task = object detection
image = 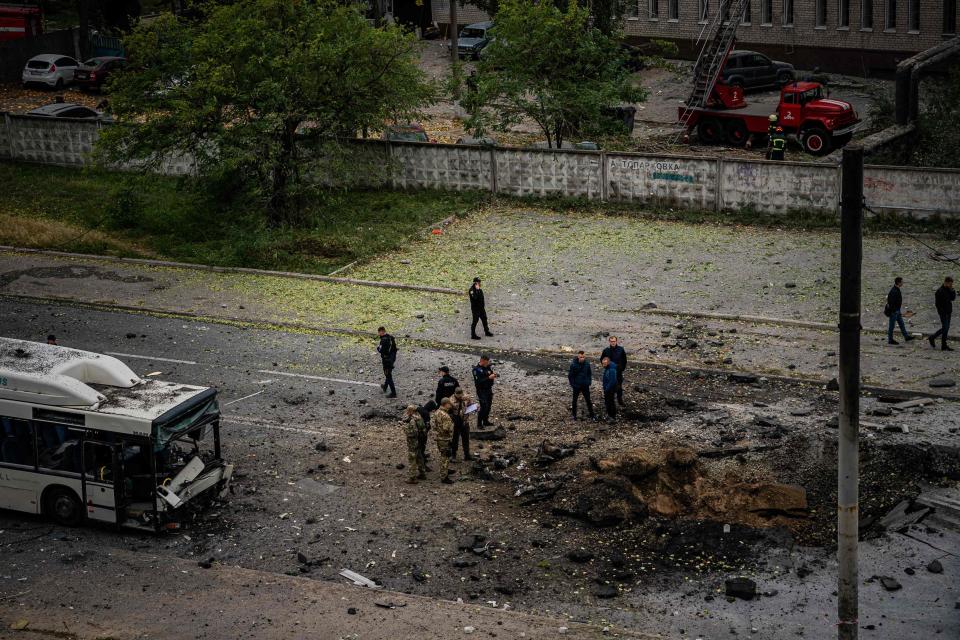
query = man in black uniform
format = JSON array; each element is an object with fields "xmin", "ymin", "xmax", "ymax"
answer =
[
  {"xmin": 600, "ymin": 335, "xmax": 627, "ymax": 406},
  {"xmin": 473, "ymin": 354, "xmax": 497, "ymax": 427},
  {"xmin": 469, "ymin": 277, "xmax": 493, "ymax": 340},
  {"xmin": 376, "ymin": 326, "xmax": 398, "ymax": 398},
  {"xmin": 435, "ymin": 366, "xmax": 459, "ymax": 405},
  {"xmin": 929, "ymin": 277, "xmax": 956, "ymax": 351}
]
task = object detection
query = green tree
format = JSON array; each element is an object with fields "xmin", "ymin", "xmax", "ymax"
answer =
[
  {"xmin": 461, "ymin": 0, "xmax": 642, "ymax": 149},
  {"xmin": 913, "ymin": 67, "xmax": 960, "ymax": 168},
  {"xmin": 97, "ymin": 0, "xmax": 435, "ymax": 226}
]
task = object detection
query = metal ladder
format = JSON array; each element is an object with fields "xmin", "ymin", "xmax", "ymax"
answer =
[{"xmin": 678, "ymin": 0, "xmax": 750, "ymax": 131}]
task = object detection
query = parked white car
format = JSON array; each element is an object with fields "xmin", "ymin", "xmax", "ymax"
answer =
[{"xmin": 22, "ymin": 54, "xmax": 79, "ymax": 89}]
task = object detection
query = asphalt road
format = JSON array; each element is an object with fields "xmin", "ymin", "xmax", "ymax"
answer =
[{"xmin": 1, "ymin": 300, "xmax": 957, "ymax": 640}]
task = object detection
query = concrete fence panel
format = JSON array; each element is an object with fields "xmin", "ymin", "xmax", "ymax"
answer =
[
  {"xmin": 8, "ymin": 115, "xmax": 98, "ymax": 166},
  {"xmin": 391, "ymin": 141, "xmax": 491, "ymax": 191},
  {"xmin": 494, "ymin": 148, "xmax": 602, "ymax": 199},
  {"xmin": 606, "ymin": 153, "xmax": 718, "ymax": 210},
  {"xmin": 720, "ymin": 159, "xmax": 839, "ymax": 214},
  {"xmin": 864, "ymin": 165, "xmax": 960, "ymax": 218}
]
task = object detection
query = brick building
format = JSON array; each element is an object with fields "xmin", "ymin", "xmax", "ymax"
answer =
[{"xmin": 434, "ymin": 1, "xmax": 959, "ymax": 74}]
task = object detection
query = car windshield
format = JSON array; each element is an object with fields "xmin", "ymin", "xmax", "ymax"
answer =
[
  {"xmin": 27, "ymin": 60, "xmax": 50, "ymax": 69},
  {"xmin": 800, "ymin": 87, "xmax": 823, "ymax": 103},
  {"xmin": 460, "ymin": 28, "xmax": 485, "ymax": 38}
]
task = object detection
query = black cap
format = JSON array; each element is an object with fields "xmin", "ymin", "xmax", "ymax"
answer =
[
  {"xmin": 47, "ymin": 334, "xmax": 56, "ymax": 342},
  {"xmin": 439, "ymin": 365, "xmax": 449, "ymax": 374},
  {"xmin": 473, "ymin": 277, "xmax": 481, "ymax": 283},
  {"xmin": 480, "ymin": 354, "xmax": 490, "ymax": 360}
]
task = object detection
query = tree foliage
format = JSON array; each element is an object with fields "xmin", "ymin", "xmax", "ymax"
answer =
[
  {"xmin": 96, "ymin": 0, "xmax": 435, "ymax": 226},
  {"xmin": 914, "ymin": 67, "xmax": 960, "ymax": 168},
  {"xmin": 460, "ymin": 0, "xmax": 642, "ymax": 148}
]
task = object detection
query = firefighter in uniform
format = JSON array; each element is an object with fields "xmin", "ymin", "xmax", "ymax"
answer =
[
  {"xmin": 770, "ymin": 126, "xmax": 787, "ymax": 161},
  {"xmin": 765, "ymin": 114, "xmax": 778, "ymax": 159}
]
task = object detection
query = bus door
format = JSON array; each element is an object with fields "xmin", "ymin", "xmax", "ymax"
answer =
[{"xmin": 82, "ymin": 440, "xmax": 118, "ymax": 524}]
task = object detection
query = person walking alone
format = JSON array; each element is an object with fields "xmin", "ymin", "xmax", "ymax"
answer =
[
  {"xmin": 401, "ymin": 405, "xmax": 427, "ymax": 484},
  {"xmin": 600, "ymin": 336, "xmax": 627, "ymax": 406},
  {"xmin": 567, "ymin": 351, "xmax": 595, "ymax": 421},
  {"xmin": 472, "ymin": 354, "xmax": 497, "ymax": 427},
  {"xmin": 929, "ymin": 277, "xmax": 956, "ymax": 351},
  {"xmin": 601, "ymin": 356, "xmax": 618, "ymax": 422},
  {"xmin": 885, "ymin": 277, "xmax": 913, "ymax": 345},
  {"xmin": 449, "ymin": 387, "xmax": 474, "ymax": 461},
  {"xmin": 469, "ymin": 277, "xmax": 493, "ymax": 340},
  {"xmin": 377, "ymin": 326, "xmax": 398, "ymax": 398},
  {"xmin": 431, "ymin": 398, "xmax": 455, "ymax": 484}
]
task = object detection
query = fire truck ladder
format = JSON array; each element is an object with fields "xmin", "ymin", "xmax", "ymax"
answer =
[{"xmin": 677, "ymin": 0, "xmax": 749, "ymax": 133}]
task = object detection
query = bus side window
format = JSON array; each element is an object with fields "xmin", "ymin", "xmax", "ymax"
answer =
[
  {"xmin": 36, "ymin": 422, "xmax": 79, "ymax": 473},
  {"xmin": 0, "ymin": 417, "xmax": 35, "ymax": 467},
  {"xmin": 84, "ymin": 442, "xmax": 114, "ymax": 483}
]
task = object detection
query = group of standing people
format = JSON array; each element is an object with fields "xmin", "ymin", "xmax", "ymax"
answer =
[
  {"xmin": 567, "ymin": 336, "xmax": 628, "ymax": 423},
  {"xmin": 885, "ymin": 276, "xmax": 956, "ymax": 350}
]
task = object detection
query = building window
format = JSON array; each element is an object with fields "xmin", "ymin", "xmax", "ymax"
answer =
[
  {"xmin": 624, "ymin": 0, "xmax": 639, "ymax": 18},
  {"xmin": 816, "ymin": 0, "xmax": 827, "ymax": 26},
  {"xmin": 782, "ymin": 0, "xmax": 793, "ymax": 25},
  {"xmin": 861, "ymin": 0, "xmax": 873, "ymax": 28},
  {"xmin": 885, "ymin": 0, "xmax": 896, "ymax": 29},
  {"xmin": 839, "ymin": 0, "xmax": 850, "ymax": 27},
  {"xmin": 649, "ymin": 0, "xmax": 659, "ymax": 19},
  {"xmin": 761, "ymin": 0, "xmax": 772, "ymax": 24},
  {"xmin": 669, "ymin": 0, "xmax": 679, "ymax": 20},
  {"xmin": 743, "ymin": 0, "xmax": 752, "ymax": 23},
  {"xmin": 946, "ymin": 0, "xmax": 957, "ymax": 34},
  {"xmin": 699, "ymin": 0, "xmax": 709, "ymax": 22},
  {"xmin": 908, "ymin": 0, "xmax": 919, "ymax": 31}
]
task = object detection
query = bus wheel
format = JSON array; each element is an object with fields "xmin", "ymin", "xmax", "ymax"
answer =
[
  {"xmin": 802, "ymin": 126, "xmax": 831, "ymax": 156},
  {"xmin": 44, "ymin": 487, "xmax": 84, "ymax": 527},
  {"xmin": 697, "ymin": 118, "xmax": 723, "ymax": 144},
  {"xmin": 725, "ymin": 120, "xmax": 748, "ymax": 147}
]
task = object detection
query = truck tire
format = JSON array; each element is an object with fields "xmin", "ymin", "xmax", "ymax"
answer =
[
  {"xmin": 43, "ymin": 486, "xmax": 84, "ymax": 527},
  {"xmin": 802, "ymin": 126, "xmax": 831, "ymax": 156},
  {"xmin": 725, "ymin": 119, "xmax": 749, "ymax": 147},
  {"xmin": 697, "ymin": 118, "xmax": 724, "ymax": 144}
]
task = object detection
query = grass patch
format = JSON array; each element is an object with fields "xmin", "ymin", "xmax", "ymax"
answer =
[{"xmin": 0, "ymin": 162, "xmax": 487, "ymax": 274}]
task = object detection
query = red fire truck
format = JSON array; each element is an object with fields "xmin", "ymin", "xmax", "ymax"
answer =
[
  {"xmin": 679, "ymin": 79, "xmax": 861, "ymax": 156},
  {"xmin": 0, "ymin": 4, "xmax": 42, "ymax": 42}
]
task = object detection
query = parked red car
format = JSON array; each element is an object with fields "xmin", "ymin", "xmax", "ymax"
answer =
[{"xmin": 73, "ymin": 56, "xmax": 126, "ymax": 92}]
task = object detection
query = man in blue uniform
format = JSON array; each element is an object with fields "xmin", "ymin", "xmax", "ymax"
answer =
[
  {"xmin": 469, "ymin": 277, "xmax": 493, "ymax": 340},
  {"xmin": 376, "ymin": 326, "xmax": 398, "ymax": 398},
  {"xmin": 472, "ymin": 354, "xmax": 497, "ymax": 427}
]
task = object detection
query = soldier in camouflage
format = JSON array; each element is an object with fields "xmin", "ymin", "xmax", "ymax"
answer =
[
  {"xmin": 431, "ymin": 397, "xmax": 455, "ymax": 484},
  {"xmin": 402, "ymin": 405, "xmax": 427, "ymax": 484}
]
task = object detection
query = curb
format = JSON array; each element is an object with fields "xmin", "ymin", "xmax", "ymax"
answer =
[
  {"xmin": 4, "ymin": 292, "xmax": 956, "ymax": 401},
  {"xmin": 0, "ymin": 245, "xmax": 461, "ymax": 296}
]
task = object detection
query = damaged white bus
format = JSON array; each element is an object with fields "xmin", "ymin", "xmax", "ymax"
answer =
[{"xmin": 0, "ymin": 338, "xmax": 232, "ymax": 532}]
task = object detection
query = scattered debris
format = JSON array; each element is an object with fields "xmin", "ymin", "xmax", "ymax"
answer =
[
  {"xmin": 535, "ymin": 439, "xmax": 576, "ymax": 466},
  {"xmin": 725, "ymin": 577, "xmax": 757, "ymax": 600},
  {"xmin": 339, "ymin": 569, "xmax": 382, "ymax": 589},
  {"xmin": 374, "ymin": 600, "xmax": 407, "ymax": 609},
  {"xmin": 879, "ymin": 576, "xmax": 902, "ymax": 591},
  {"xmin": 927, "ymin": 560, "xmax": 944, "ymax": 574},
  {"xmin": 472, "ymin": 426, "xmax": 507, "ymax": 441},
  {"xmin": 928, "ymin": 378, "xmax": 956, "ymax": 388}
]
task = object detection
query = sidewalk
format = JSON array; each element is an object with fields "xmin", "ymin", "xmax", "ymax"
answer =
[{"xmin": 2, "ymin": 248, "xmax": 958, "ymax": 394}]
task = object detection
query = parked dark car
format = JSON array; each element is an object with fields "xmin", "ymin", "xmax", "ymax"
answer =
[
  {"xmin": 27, "ymin": 102, "xmax": 109, "ymax": 121},
  {"xmin": 382, "ymin": 123, "xmax": 431, "ymax": 142},
  {"xmin": 450, "ymin": 21, "xmax": 493, "ymax": 60},
  {"xmin": 720, "ymin": 50, "xmax": 794, "ymax": 90},
  {"xmin": 73, "ymin": 56, "xmax": 125, "ymax": 92}
]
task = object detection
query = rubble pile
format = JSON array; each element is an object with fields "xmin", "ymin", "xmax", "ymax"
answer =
[{"xmin": 550, "ymin": 446, "xmax": 809, "ymax": 530}]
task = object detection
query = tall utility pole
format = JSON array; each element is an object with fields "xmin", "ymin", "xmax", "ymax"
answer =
[
  {"xmin": 449, "ymin": 0, "xmax": 458, "ymax": 62},
  {"xmin": 837, "ymin": 144, "xmax": 864, "ymax": 640}
]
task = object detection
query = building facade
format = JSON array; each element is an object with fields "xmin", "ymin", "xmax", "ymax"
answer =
[
  {"xmin": 626, "ymin": 0, "xmax": 957, "ymax": 73},
  {"xmin": 433, "ymin": 1, "xmax": 958, "ymax": 74}
]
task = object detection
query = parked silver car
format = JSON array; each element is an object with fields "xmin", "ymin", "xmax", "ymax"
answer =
[
  {"xmin": 27, "ymin": 102, "xmax": 111, "ymax": 121},
  {"xmin": 22, "ymin": 54, "xmax": 79, "ymax": 90}
]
